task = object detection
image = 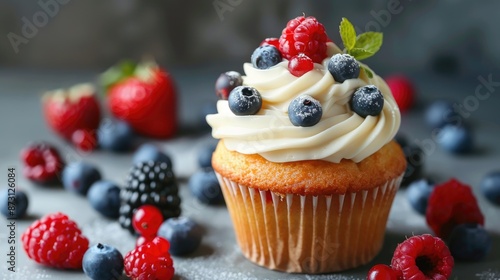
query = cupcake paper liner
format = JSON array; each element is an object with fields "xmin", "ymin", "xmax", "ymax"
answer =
[{"xmin": 216, "ymin": 172, "xmax": 403, "ymax": 273}]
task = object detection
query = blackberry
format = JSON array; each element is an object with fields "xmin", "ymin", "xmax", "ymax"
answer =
[{"xmin": 119, "ymin": 161, "xmax": 181, "ymax": 234}]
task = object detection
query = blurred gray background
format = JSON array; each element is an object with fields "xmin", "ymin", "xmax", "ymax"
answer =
[{"xmin": 1, "ymin": 0, "xmax": 499, "ymax": 77}]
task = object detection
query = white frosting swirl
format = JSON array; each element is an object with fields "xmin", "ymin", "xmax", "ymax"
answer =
[{"xmin": 206, "ymin": 42, "xmax": 401, "ymax": 163}]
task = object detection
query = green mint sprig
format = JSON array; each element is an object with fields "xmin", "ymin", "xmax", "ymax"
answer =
[{"xmin": 339, "ymin": 18, "xmax": 383, "ymax": 78}]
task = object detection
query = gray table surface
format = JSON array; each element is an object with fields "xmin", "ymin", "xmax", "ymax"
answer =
[{"xmin": 0, "ymin": 67, "xmax": 499, "ymax": 280}]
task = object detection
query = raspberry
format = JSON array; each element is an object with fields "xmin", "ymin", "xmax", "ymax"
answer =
[
  {"xmin": 20, "ymin": 142, "xmax": 65, "ymax": 184},
  {"xmin": 260, "ymin": 37, "xmax": 280, "ymax": 49},
  {"xmin": 391, "ymin": 234, "xmax": 454, "ymax": 280},
  {"xmin": 279, "ymin": 16, "xmax": 329, "ymax": 63},
  {"xmin": 124, "ymin": 237, "xmax": 174, "ymax": 280},
  {"xmin": 426, "ymin": 178, "xmax": 484, "ymax": 239},
  {"xmin": 21, "ymin": 212, "xmax": 89, "ymax": 269},
  {"xmin": 288, "ymin": 53, "xmax": 314, "ymax": 77},
  {"xmin": 386, "ymin": 75, "xmax": 415, "ymax": 113}
]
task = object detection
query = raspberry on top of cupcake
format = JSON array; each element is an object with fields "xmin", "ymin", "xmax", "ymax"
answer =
[{"xmin": 207, "ymin": 16, "xmax": 401, "ymax": 164}]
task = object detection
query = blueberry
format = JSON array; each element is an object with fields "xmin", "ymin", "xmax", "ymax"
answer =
[
  {"xmin": 132, "ymin": 143, "xmax": 173, "ymax": 168},
  {"xmin": 87, "ymin": 181, "xmax": 121, "ymax": 219},
  {"xmin": 350, "ymin": 85, "xmax": 384, "ymax": 118},
  {"xmin": 83, "ymin": 243, "xmax": 124, "ymax": 280},
  {"xmin": 228, "ymin": 86, "xmax": 262, "ymax": 116},
  {"xmin": 406, "ymin": 179, "xmax": 434, "ymax": 215},
  {"xmin": 251, "ymin": 45, "xmax": 282, "ymax": 69},
  {"xmin": 288, "ymin": 95, "xmax": 323, "ymax": 127},
  {"xmin": 97, "ymin": 119, "xmax": 134, "ymax": 152},
  {"xmin": 402, "ymin": 144, "xmax": 424, "ymax": 187},
  {"xmin": 188, "ymin": 169, "xmax": 224, "ymax": 205},
  {"xmin": 328, "ymin": 53, "xmax": 360, "ymax": 83},
  {"xmin": 157, "ymin": 217, "xmax": 203, "ymax": 256},
  {"xmin": 437, "ymin": 124, "xmax": 473, "ymax": 154},
  {"xmin": 425, "ymin": 100, "xmax": 461, "ymax": 129},
  {"xmin": 215, "ymin": 71, "xmax": 243, "ymax": 100},
  {"xmin": 480, "ymin": 171, "xmax": 500, "ymax": 206},
  {"xmin": 198, "ymin": 143, "xmax": 217, "ymax": 168},
  {"xmin": 0, "ymin": 189, "xmax": 28, "ymax": 219},
  {"xmin": 62, "ymin": 161, "xmax": 102, "ymax": 196},
  {"xmin": 448, "ymin": 224, "xmax": 491, "ymax": 261}
]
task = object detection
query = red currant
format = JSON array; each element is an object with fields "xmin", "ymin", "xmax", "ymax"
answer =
[
  {"xmin": 71, "ymin": 129, "xmax": 98, "ymax": 152},
  {"xmin": 288, "ymin": 54, "xmax": 314, "ymax": 77},
  {"xmin": 132, "ymin": 205, "xmax": 164, "ymax": 238},
  {"xmin": 260, "ymin": 37, "xmax": 280, "ymax": 49},
  {"xmin": 367, "ymin": 264, "xmax": 398, "ymax": 280}
]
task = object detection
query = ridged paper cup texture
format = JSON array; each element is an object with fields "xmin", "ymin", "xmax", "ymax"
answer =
[{"xmin": 216, "ymin": 172, "xmax": 403, "ymax": 273}]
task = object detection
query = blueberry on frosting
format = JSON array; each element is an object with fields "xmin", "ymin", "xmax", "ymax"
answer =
[
  {"xmin": 350, "ymin": 85, "xmax": 384, "ymax": 118},
  {"xmin": 251, "ymin": 45, "xmax": 282, "ymax": 69},
  {"xmin": 288, "ymin": 95, "xmax": 322, "ymax": 127},
  {"xmin": 328, "ymin": 53, "xmax": 360, "ymax": 83},
  {"xmin": 228, "ymin": 86, "xmax": 262, "ymax": 116}
]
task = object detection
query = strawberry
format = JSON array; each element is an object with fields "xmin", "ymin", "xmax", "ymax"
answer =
[
  {"xmin": 42, "ymin": 83, "xmax": 101, "ymax": 141},
  {"xmin": 102, "ymin": 61, "xmax": 177, "ymax": 139}
]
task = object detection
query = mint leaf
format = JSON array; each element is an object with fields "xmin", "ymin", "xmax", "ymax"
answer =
[
  {"xmin": 354, "ymin": 32, "xmax": 383, "ymax": 57},
  {"xmin": 339, "ymin": 17, "xmax": 356, "ymax": 51},
  {"xmin": 362, "ymin": 66, "xmax": 373, "ymax": 78},
  {"xmin": 348, "ymin": 48, "xmax": 375, "ymax": 60}
]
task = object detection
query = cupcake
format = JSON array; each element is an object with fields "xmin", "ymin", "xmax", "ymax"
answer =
[{"xmin": 206, "ymin": 16, "xmax": 406, "ymax": 273}]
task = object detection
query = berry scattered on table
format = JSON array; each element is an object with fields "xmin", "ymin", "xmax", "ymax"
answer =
[
  {"xmin": 391, "ymin": 234, "xmax": 454, "ymax": 280},
  {"xmin": 42, "ymin": 83, "xmax": 101, "ymax": 141},
  {"xmin": 119, "ymin": 161, "xmax": 181, "ymax": 234},
  {"xmin": 71, "ymin": 129, "xmax": 98, "ymax": 152},
  {"xmin": 279, "ymin": 15, "xmax": 329, "ymax": 63},
  {"xmin": 426, "ymin": 178, "xmax": 484, "ymax": 239},
  {"xmin": 20, "ymin": 142, "xmax": 65, "ymax": 184},
  {"xmin": 425, "ymin": 100, "xmax": 460, "ymax": 129},
  {"xmin": 401, "ymin": 142, "xmax": 424, "ymax": 187},
  {"xmin": 215, "ymin": 71, "xmax": 243, "ymax": 100},
  {"xmin": 157, "ymin": 217, "xmax": 203, "ymax": 256},
  {"xmin": 62, "ymin": 161, "xmax": 102, "ymax": 196},
  {"xmin": 97, "ymin": 119, "xmax": 134, "ymax": 152},
  {"xmin": 480, "ymin": 170, "xmax": 500, "ymax": 206},
  {"xmin": 82, "ymin": 243, "xmax": 124, "ymax": 280},
  {"xmin": 327, "ymin": 53, "xmax": 360, "ymax": 83},
  {"xmin": 87, "ymin": 180, "xmax": 121, "ymax": 219},
  {"xmin": 260, "ymin": 37, "xmax": 280, "ymax": 49},
  {"xmin": 21, "ymin": 212, "xmax": 89, "ymax": 269},
  {"xmin": 437, "ymin": 124, "xmax": 473, "ymax": 154},
  {"xmin": 448, "ymin": 223, "xmax": 491, "ymax": 262},
  {"xmin": 366, "ymin": 264, "xmax": 397, "ymax": 280},
  {"xmin": 188, "ymin": 169, "xmax": 224, "ymax": 205},
  {"xmin": 385, "ymin": 75, "xmax": 415, "ymax": 113},
  {"xmin": 0, "ymin": 188, "xmax": 29, "ymax": 219},
  {"xmin": 406, "ymin": 179, "xmax": 434, "ymax": 215},
  {"xmin": 132, "ymin": 143, "xmax": 173, "ymax": 167},
  {"xmin": 136, "ymin": 235, "xmax": 154, "ymax": 248},
  {"xmin": 350, "ymin": 85, "xmax": 384, "ymax": 118},
  {"xmin": 288, "ymin": 95, "xmax": 323, "ymax": 127},
  {"xmin": 288, "ymin": 53, "xmax": 314, "ymax": 77},
  {"xmin": 197, "ymin": 142, "xmax": 217, "ymax": 168},
  {"xmin": 105, "ymin": 61, "xmax": 177, "ymax": 138},
  {"xmin": 228, "ymin": 86, "xmax": 262, "ymax": 116},
  {"xmin": 133, "ymin": 205, "xmax": 164, "ymax": 238},
  {"xmin": 124, "ymin": 237, "xmax": 174, "ymax": 280},
  {"xmin": 251, "ymin": 45, "xmax": 282, "ymax": 69}
]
